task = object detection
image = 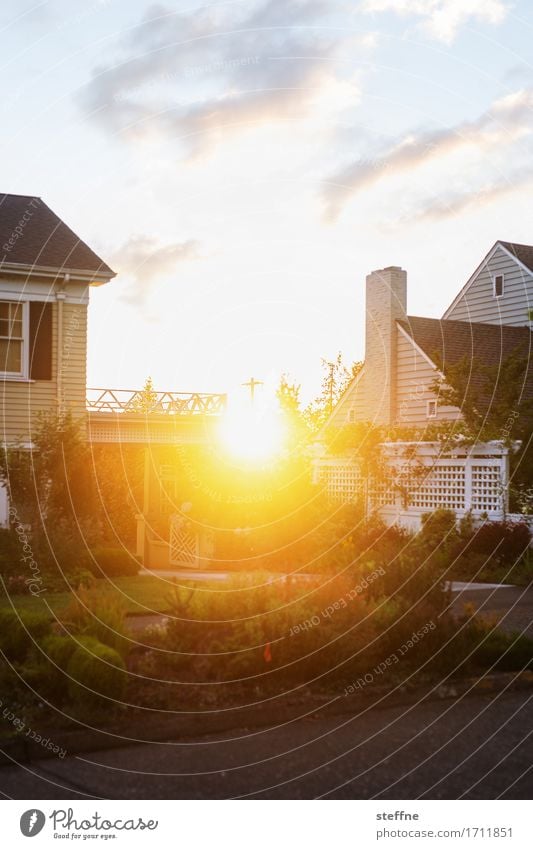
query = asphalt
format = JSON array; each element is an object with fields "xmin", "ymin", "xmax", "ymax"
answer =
[{"xmin": 1, "ymin": 688, "xmax": 532, "ymax": 799}]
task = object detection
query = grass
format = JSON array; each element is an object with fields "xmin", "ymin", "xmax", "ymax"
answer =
[{"xmin": 0, "ymin": 574, "xmax": 183, "ymax": 620}]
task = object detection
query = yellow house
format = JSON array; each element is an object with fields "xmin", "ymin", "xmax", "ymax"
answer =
[{"xmin": 0, "ymin": 192, "xmax": 115, "ymax": 522}]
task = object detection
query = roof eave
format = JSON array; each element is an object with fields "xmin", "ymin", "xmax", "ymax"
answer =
[{"xmin": 0, "ymin": 260, "xmax": 116, "ymax": 285}]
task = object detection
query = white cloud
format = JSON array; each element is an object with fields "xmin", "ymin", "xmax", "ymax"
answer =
[
  {"xmin": 110, "ymin": 235, "xmax": 201, "ymax": 304},
  {"xmin": 322, "ymin": 87, "xmax": 533, "ymax": 220},
  {"xmin": 79, "ymin": 0, "xmax": 370, "ymax": 156},
  {"xmin": 360, "ymin": 0, "xmax": 509, "ymax": 43}
]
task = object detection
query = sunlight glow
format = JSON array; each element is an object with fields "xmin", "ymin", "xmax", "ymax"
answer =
[{"xmin": 218, "ymin": 404, "xmax": 286, "ymax": 463}]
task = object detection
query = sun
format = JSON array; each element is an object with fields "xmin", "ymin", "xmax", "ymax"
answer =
[{"xmin": 218, "ymin": 404, "xmax": 286, "ymax": 463}]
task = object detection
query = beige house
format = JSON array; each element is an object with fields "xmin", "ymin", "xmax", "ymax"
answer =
[
  {"xmin": 331, "ymin": 241, "xmax": 533, "ymax": 429},
  {"xmin": 319, "ymin": 241, "xmax": 533, "ymax": 528},
  {"xmin": 0, "ymin": 193, "xmax": 115, "ymax": 522}
]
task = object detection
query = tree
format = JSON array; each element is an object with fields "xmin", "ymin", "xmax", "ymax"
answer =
[
  {"xmin": 431, "ymin": 345, "xmax": 533, "ymax": 443},
  {"xmin": 304, "ymin": 354, "xmax": 363, "ymax": 433},
  {"xmin": 276, "ymin": 374, "xmax": 308, "ymax": 450},
  {"xmin": 130, "ymin": 376, "xmax": 158, "ymax": 412}
]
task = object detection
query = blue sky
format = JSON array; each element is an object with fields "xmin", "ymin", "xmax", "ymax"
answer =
[{"xmin": 1, "ymin": 0, "xmax": 532, "ymax": 403}]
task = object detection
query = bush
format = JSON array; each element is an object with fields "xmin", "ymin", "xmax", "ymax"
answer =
[
  {"xmin": 472, "ymin": 629, "xmax": 533, "ymax": 671},
  {"xmin": 66, "ymin": 637, "xmax": 127, "ymax": 709},
  {"xmin": 466, "ymin": 521, "xmax": 531, "ymax": 567},
  {"xmin": 58, "ymin": 586, "xmax": 129, "ymax": 657},
  {"xmin": 0, "ymin": 529, "xmax": 24, "ymax": 577},
  {"xmin": 89, "ymin": 548, "xmax": 139, "ymax": 578},
  {"xmin": 0, "ymin": 610, "xmax": 51, "ymax": 662}
]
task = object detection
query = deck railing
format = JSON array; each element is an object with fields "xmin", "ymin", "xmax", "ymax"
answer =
[{"xmin": 86, "ymin": 388, "xmax": 227, "ymax": 416}]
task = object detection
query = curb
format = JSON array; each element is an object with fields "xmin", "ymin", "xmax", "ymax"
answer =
[{"xmin": 1, "ymin": 671, "xmax": 532, "ymax": 767}]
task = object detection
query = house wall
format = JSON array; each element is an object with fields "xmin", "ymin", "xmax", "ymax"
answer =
[
  {"xmin": 329, "ymin": 369, "xmax": 367, "ymax": 427},
  {"xmin": 0, "ymin": 281, "xmax": 89, "ymax": 444},
  {"xmin": 444, "ymin": 244, "xmax": 533, "ymax": 326},
  {"xmin": 395, "ymin": 327, "xmax": 461, "ymax": 426}
]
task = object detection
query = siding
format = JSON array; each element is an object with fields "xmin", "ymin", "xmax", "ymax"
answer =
[
  {"xmin": 0, "ymin": 301, "xmax": 88, "ymax": 444},
  {"xmin": 444, "ymin": 245, "xmax": 533, "ymax": 327},
  {"xmin": 329, "ymin": 369, "xmax": 368, "ymax": 427},
  {"xmin": 395, "ymin": 328, "xmax": 461, "ymax": 426}
]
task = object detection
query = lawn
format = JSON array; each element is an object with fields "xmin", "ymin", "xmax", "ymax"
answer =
[{"xmin": 0, "ymin": 574, "xmax": 183, "ymax": 620}]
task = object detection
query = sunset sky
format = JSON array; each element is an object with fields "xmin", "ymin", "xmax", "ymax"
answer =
[{"xmin": 1, "ymin": 0, "xmax": 532, "ymax": 404}]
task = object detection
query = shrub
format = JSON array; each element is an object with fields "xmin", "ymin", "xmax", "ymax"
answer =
[
  {"xmin": 0, "ymin": 610, "xmax": 51, "ymax": 662},
  {"xmin": 472, "ymin": 629, "xmax": 533, "ymax": 671},
  {"xmin": 88, "ymin": 547, "xmax": 139, "ymax": 578},
  {"xmin": 0, "ymin": 529, "xmax": 25, "ymax": 577},
  {"xmin": 58, "ymin": 586, "xmax": 129, "ymax": 657},
  {"xmin": 466, "ymin": 521, "xmax": 531, "ymax": 567},
  {"xmin": 66, "ymin": 637, "xmax": 127, "ymax": 709},
  {"xmin": 419, "ymin": 509, "xmax": 459, "ymax": 556}
]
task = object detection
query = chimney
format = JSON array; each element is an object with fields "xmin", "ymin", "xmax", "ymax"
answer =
[{"xmin": 364, "ymin": 266, "xmax": 407, "ymax": 426}]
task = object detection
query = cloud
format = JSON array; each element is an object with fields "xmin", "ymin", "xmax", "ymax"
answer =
[
  {"xmin": 79, "ymin": 0, "xmax": 369, "ymax": 156},
  {"xmin": 360, "ymin": 0, "xmax": 509, "ymax": 44},
  {"xmin": 110, "ymin": 235, "xmax": 201, "ymax": 304},
  {"xmin": 322, "ymin": 87, "xmax": 533, "ymax": 220}
]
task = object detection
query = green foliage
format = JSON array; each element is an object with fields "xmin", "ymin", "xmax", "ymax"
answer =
[
  {"xmin": 0, "ymin": 610, "xmax": 51, "ymax": 662},
  {"xmin": 431, "ymin": 345, "xmax": 533, "ymax": 442},
  {"xmin": 129, "ymin": 376, "xmax": 158, "ymax": 412},
  {"xmin": 471, "ymin": 628, "xmax": 533, "ymax": 672},
  {"xmin": 464, "ymin": 520, "xmax": 531, "ymax": 567},
  {"xmin": 58, "ymin": 585, "xmax": 129, "ymax": 657},
  {"xmin": 304, "ymin": 354, "xmax": 363, "ymax": 433},
  {"xmin": 66, "ymin": 637, "xmax": 127, "ymax": 709},
  {"xmin": 89, "ymin": 547, "xmax": 139, "ymax": 578}
]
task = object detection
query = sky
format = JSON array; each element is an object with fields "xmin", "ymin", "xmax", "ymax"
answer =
[{"xmin": 1, "ymin": 0, "xmax": 532, "ymax": 405}]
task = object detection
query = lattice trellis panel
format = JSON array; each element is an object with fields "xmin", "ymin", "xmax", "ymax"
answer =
[
  {"xmin": 408, "ymin": 464, "xmax": 466, "ymax": 511},
  {"xmin": 470, "ymin": 464, "xmax": 503, "ymax": 513},
  {"xmin": 320, "ymin": 465, "xmax": 363, "ymax": 501},
  {"xmin": 169, "ymin": 518, "xmax": 199, "ymax": 567}
]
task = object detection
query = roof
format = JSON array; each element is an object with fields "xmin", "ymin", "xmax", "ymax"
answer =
[
  {"xmin": 499, "ymin": 241, "xmax": 533, "ymax": 273},
  {"xmin": 399, "ymin": 315, "xmax": 533, "ymax": 410},
  {"xmin": 0, "ymin": 193, "xmax": 115, "ymax": 278}
]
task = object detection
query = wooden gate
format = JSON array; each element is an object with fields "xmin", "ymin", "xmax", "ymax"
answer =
[{"xmin": 169, "ymin": 516, "xmax": 199, "ymax": 567}]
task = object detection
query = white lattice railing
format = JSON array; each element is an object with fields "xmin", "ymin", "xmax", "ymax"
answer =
[
  {"xmin": 313, "ymin": 441, "xmax": 510, "ymax": 527},
  {"xmin": 87, "ymin": 388, "xmax": 226, "ymax": 416}
]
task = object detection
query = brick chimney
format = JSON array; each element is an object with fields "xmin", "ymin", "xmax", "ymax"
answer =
[{"xmin": 364, "ymin": 266, "xmax": 407, "ymax": 425}]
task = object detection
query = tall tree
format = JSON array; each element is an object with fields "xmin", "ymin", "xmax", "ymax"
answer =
[{"xmin": 304, "ymin": 354, "xmax": 363, "ymax": 433}]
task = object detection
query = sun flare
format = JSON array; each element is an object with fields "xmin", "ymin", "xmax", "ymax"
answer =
[{"xmin": 218, "ymin": 404, "xmax": 286, "ymax": 463}]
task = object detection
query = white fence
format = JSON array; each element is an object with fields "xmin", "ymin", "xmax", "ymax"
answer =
[{"xmin": 313, "ymin": 441, "xmax": 510, "ymax": 531}]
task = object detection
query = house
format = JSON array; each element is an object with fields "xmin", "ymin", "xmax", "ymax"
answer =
[
  {"xmin": 0, "ymin": 192, "xmax": 115, "ymax": 522},
  {"xmin": 318, "ymin": 241, "xmax": 533, "ymax": 529}
]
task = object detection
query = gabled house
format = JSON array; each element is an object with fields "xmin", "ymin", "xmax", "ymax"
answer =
[
  {"xmin": 319, "ymin": 241, "xmax": 533, "ymax": 529},
  {"xmin": 330, "ymin": 241, "xmax": 533, "ymax": 429},
  {"xmin": 0, "ymin": 193, "xmax": 115, "ymax": 523}
]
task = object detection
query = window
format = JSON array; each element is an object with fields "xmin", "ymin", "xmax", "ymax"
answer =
[
  {"xmin": 427, "ymin": 400, "xmax": 437, "ymax": 418},
  {"xmin": 0, "ymin": 301, "xmax": 27, "ymax": 377},
  {"xmin": 493, "ymin": 274, "xmax": 504, "ymax": 298},
  {"xmin": 348, "ymin": 409, "xmax": 356, "ymax": 423},
  {"xmin": 528, "ymin": 308, "xmax": 533, "ymax": 322}
]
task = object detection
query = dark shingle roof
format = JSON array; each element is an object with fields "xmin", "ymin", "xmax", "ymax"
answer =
[
  {"xmin": 499, "ymin": 241, "xmax": 533, "ymax": 273},
  {"xmin": 0, "ymin": 193, "xmax": 114, "ymax": 278},
  {"xmin": 399, "ymin": 315, "xmax": 533, "ymax": 410}
]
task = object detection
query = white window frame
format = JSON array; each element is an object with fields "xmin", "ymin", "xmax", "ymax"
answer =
[
  {"xmin": 493, "ymin": 274, "xmax": 504, "ymax": 298},
  {"xmin": 0, "ymin": 299, "xmax": 29, "ymax": 380},
  {"xmin": 427, "ymin": 399, "xmax": 437, "ymax": 418}
]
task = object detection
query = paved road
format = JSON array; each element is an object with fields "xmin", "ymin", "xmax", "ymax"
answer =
[
  {"xmin": 450, "ymin": 585, "xmax": 533, "ymax": 638},
  {"xmin": 1, "ymin": 690, "xmax": 532, "ymax": 799}
]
